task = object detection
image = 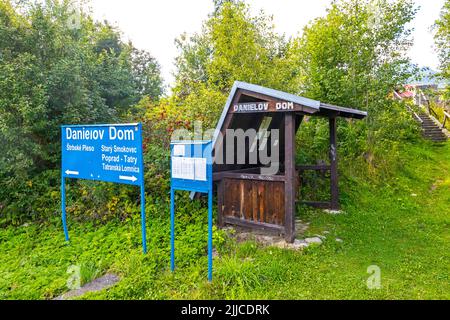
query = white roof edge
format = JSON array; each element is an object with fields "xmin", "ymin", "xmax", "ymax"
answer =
[{"xmin": 319, "ymin": 103, "xmax": 368, "ymax": 117}]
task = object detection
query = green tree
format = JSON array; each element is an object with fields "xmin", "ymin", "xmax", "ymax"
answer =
[
  {"xmin": 291, "ymin": 0, "xmax": 416, "ymax": 110},
  {"xmin": 288, "ymin": 0, "xmax": 418, "ymax": 159},
  {"xmin": 165, "ymin": 1, "xmax": 294, "ymax": 130},
  {"xmin": 213, "ymin": 0, "xmax": 237, "ymax": 13},
  {"xmin": 0, "ymin": 0, "xmax": 163, "ymax": 220},
  {"xmin": 435, "ymin": 0, "xmax": 450, "ymax": 98}
]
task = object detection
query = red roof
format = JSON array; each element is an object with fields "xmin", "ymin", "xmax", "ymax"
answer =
[{"xmin": 398, "ymin": 91, "xmax": 414, "ymax": 99}]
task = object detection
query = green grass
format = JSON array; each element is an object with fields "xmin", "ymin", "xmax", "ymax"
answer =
[{"xmin": 0, "ymin": 141, "xmax": 449, "ymax": 300}]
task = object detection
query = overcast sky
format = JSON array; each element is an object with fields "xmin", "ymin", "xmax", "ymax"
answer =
[{"xmin": 88, "ymin": 0, "xmax": 445, "ymax": 88}]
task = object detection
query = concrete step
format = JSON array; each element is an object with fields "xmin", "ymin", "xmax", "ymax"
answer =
[
  {"xmin": 415, "ymin": 113, "xmax": 448, "ymax": 142},
  {"xmin": 423, "ymin": 132, "xmax": 444, "ymax": 134},
  {"xmin": 423, "ymin": 136, "xmax": 447, "ymax": 141},
  {"xmin": 424, "ymin": 133, "xmax": 446, "ymax": 137},
  {"xmin": 424, "ymin": 132, "xmax": 446, "ymax": 136},
  {"xmin": 423, "ymin": 129, "xmax": 445, "ymax": 132},
  {"xmin": 423, "ymin": 132, "xmax": 446, "ymax": 136},
  {"xmin": 425, "ymin": 137, "xmax": 447, "ymax": 141},
  {"xmin": 423, "ymin": 126, "xmax": 444, "ymax": 130}
]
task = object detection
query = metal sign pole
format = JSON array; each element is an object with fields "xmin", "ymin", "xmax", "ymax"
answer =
[
  {"xmin": 140, "ymin": 182, "xmax": 147, "ymax": 254},
  {"xmin": 170, "ymin": 187, "xmax": 175, "ymax": 272},
  {"xmin": 139, "ymin": 124, "xmax": 147, "ymax": 254},
  {"xmin": 208, "ymin": 188, "xmax": 213, "ymax": 282},
  {"xmin": 61, "ymin": 175, "xmax": 69, "ymax": 242}
]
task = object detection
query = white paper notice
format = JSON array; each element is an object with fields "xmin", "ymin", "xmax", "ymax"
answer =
[
  {"xmin": 194, "ymin": 158, "xmax": 207, "ymax": 181},
  {"xmin": 173, "ymin": 144, "xmax": 185, "ymax": 157},
  {"xmin": 171, "ymin": 157, "xmax": 183, "ymax": 179},
  {"xmin": 181, "ymin": 157, "xmax": 195, "ymax": 180},
  {"xmin": 172, "ymin": 157, "xmax": 207, "ymax": 181}
]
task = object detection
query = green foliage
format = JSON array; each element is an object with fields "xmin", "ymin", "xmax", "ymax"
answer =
[
  {"xmin": 0, "ymin": 193, "xmax": 229, "ymax": 299},
  {"xmin": 289, "ymin": 0, "xmax": 419, "ymax": 181},
  {"xmin": 203, "ymin": 2, "xmax": 290, "ymax": 92},
  {"xmin": 0, "ymin": 170, "xmax": 60, "ymax": 226},
  {"xmin": 291, "ymin": 0, "xmax": 416, "ymax": 107},
  {"xmin": 435, "ymin": 0, "xmax": 450, "ymax": 99},
  {"xmin": 1, "ymin": 141, "xmax": 449, "ymax": 300},
  {"xmin": 2, "ymin": 0, "xmax": 446, "ymax": 301},
  {"xmin": 160, "ymin": 1, "xmax": 296, "ymax": 132},
  {"xmin": 0, "ymin": 0, "xmax": 163, "ymax": 223}
]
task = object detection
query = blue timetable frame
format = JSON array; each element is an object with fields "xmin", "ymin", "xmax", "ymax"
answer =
[{"xmin": 170, "ymin": 140, "xmax": 214, "ymax": 281}]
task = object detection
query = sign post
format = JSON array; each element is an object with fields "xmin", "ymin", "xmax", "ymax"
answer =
[
  {"xmin": 170, "ymin": 141, "xmax": 213, "ymax": 281},
  {"xmin": 61, "ymin": 123, "xmax": 147, "ymax": 253}
]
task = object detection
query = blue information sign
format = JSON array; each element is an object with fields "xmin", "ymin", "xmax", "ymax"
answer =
[
  {"xmin": 61, "ymin": 123, "xmax": 147, "ymax": 253},
  {"xmin": 170, "ymin": 141, "xmax": 214, "ymax": 281},
  {"xmin": 62, "ymin": 124, "xmax": 144, "ymax": 185}
]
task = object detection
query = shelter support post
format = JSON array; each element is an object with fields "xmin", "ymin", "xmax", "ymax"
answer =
[
  {"xmin": 284, "ymin": 113, "xmax": 296, "ymax": 243},
  {"xmin": 329, "ymin": 116, "xmax": 339, "ymax": 211}
]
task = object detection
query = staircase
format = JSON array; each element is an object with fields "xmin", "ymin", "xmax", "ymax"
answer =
[{"xmin": 418, "ymin": 113, "xmax": 448, "ymax": 143}]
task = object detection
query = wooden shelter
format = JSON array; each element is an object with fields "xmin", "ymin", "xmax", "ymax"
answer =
[{"xmin": 210, "ymin": 82, "xmax": 367, "ymax": 242}]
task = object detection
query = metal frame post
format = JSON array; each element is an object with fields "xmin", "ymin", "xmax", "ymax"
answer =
[
  {"xmin": 61, "ymin": 176, "xmax": 69, "ymax": 242},
  {"xmin": 140, "ymin": 183, "xmax": 147, "ymax": 254},
  {"xmin": 208, "ymin": 189, "xmax": 213, "ymax": 282},
  {"xmin": 170, "ymin": 187, "xmax": 175, "ymax": 272}
]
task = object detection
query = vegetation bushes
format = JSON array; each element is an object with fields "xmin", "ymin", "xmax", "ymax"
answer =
[
  {"xmin": 2, "ymin": 139, "xmax": 448, "ymax": 299},
  {"xmin": 0, "ymin": 0, "xmax": 432, "ymax": 229},
  {"xmin": 292, "ymin": 0, "xmax": 418, "ymax": 175},
  {"xmin": 435, "ymin": 0, "xmax": 450, "ymax": 100},
  {"xmin": 149, "ymin": 0, "xmax": 421, "ymax": 204},
  {"xmin": 0, "ymin": 0, "xmax": 163, "ymax": 224},
  {"xmin": 436, "ymin": 108, "xmax": 450, "ymax": 131},
  {"xmin": 1, "ymin": 0, "xmax": 449, "ymax": 300}
]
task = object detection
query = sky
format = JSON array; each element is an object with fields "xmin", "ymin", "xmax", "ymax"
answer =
[{"xmin": 87, "ymin": 0, "xmax": 446, "ymax": 88}]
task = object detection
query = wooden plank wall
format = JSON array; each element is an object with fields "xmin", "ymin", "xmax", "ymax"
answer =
[{"xmin": 222, "ymin": 179, "xmax": 285, "ymax": 226}]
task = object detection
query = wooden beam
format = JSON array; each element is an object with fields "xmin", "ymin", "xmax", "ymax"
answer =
[
  {"xmin": 329, "ymin": 117, "xmax": 339, "ymax": 210},
  {"xmin": 284, "ymin": 113, "xmax": 296, "ymax": 243},
  {"xmin": 213, "ymin": 167, "xmax": 261, "ymax": 181},
  {"xmin": 223, "ymin": 216, "xmax": 285, "ymax": 234},
  {"xmin": 216, "ymin": 172, "xmax": 285, "ymax": 182}
]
